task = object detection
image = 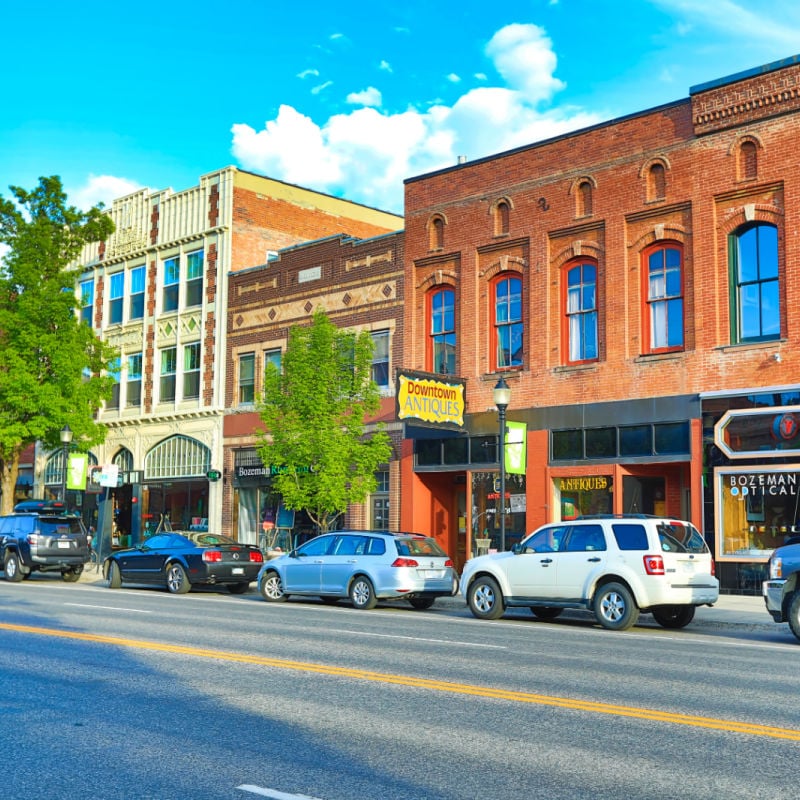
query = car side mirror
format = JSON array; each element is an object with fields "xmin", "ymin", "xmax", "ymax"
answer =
[{"xmin": 511, "ymin": 543, "xmax": 523, "ymax": 555}]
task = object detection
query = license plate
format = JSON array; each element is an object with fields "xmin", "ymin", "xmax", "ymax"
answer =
[
  {"xmin": 232, "ymin": 567, "xmax": 244, "ymax": 575},
  {"xmin": 422, "ymin": 569, "xmax": 445, "ymax": 579},
  {"xmin": 57, "ymin": 541, "xmax": 71, "ymax": 549}
]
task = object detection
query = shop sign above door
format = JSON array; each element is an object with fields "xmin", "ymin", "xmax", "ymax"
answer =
[{"xmin": 396, "ymin": 370, "xmax": 466, "ymax": 429}]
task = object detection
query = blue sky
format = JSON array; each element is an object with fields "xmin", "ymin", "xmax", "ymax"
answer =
[{"xmin": 4, "ymin": 0, "xmax": 800, "ymax": 215}]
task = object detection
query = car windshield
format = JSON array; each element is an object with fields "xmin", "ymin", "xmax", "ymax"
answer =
[
  {"xmin": 657, "ymin": 521, "xmax": 709, "ymax": 554},
  {"xmin": 188, "ymin": 532, "xmax": 237, "ymax": 547},
  {"xmin": 396, "ymin": 537, "xmax": 447, "ymax": 557}
]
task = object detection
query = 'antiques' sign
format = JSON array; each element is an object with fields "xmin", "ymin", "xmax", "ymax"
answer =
[{"xmin": 396, "ymin": 371, "xmax": 466, "ymax": 428}]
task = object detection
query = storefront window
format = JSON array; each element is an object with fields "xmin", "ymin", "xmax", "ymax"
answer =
[
  {"xmin": 471, "ymin": 471, "xmax": 527, "ymax": 552},
  {"xmin": 715, "ymin": 466, "xmax": 800, "ymax": 558},
  {"xmin": 554, "ymin": 475, "xmax": 613, "ymax": 520}
]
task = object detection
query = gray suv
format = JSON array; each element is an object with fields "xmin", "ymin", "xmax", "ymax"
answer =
[{"xmin": 0, "ymin": 506, "xmax": 91, "ymax": 582}]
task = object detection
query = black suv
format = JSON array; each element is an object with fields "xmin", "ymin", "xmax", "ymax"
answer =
[{"xmin": 0, "ymin": 503, "xmax": 91, "ymax": 582}]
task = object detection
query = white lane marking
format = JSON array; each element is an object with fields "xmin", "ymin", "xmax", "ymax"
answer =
[
  {"xmin": 326, "ymin": 627, "xmax": 506, "ymax": 649},
  {"xmin": 63, "ymin": 603, "xmax": 152, "ymax": 613},
  {"xmin": 237, "ymin": 786, "xmax": 326, "ymax": 799}
]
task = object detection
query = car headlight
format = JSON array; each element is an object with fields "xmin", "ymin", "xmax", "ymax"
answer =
[{"xmin": 770, "ymin": 557, "xmax": 782, "ymax": 580}]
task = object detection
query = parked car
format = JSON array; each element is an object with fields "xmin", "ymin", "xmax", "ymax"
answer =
[
  {"xmin": 257, "ymin": 530, "xmax": 458, "ymax": 610},
  {"xmin": 104, "ymin": 531, "xmax": 264, "ymax": 594},
  {"xmin": 763, "ymin": 540, "xmax": 800, "ymax": 641},
  {"xmin": 0, "ymin": 503, "xmax": 90, "ymax": 582},
  {"xmin": 460, "ymin": 515, "xmax": 719, "ymax": 630}
]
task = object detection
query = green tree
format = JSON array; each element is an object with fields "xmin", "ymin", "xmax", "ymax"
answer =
[
  {"xmin": 0, "ymin": 176, "xmax": 117, "ymax": 513},
  {"xmin": 257, "ymin": 308, "xmax": 391, "ymax": 533}
]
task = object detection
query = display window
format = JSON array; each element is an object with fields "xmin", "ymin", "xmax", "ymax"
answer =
[
  {"xmin": 553, "ymin": 475, "xmax": 613, "ymax": 520},
  {"xmin": 714, "ymin": 465, "xmax": 800, "ymax": 559},
  {"xmin": 471, "ymin": 471, "xmax": 527, "ymax": 552}
]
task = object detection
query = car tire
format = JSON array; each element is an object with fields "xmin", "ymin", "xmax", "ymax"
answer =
[
  {"xmin": 349, "ymin": 576, "xmax": 378, "ymax": 610},
  {"xmin": 651, "ymin": 605, "xmax": 695, "ymax": 629},
  {"xmin": 259, "ymin": 571, "xmax": 288, "ymax": 602},
  {"xmin": 227, "ymin": 582, "xmax": 250, "ymax": 595},
  {"xmin": 529, "ymin": 606, "xmax": 564, "ymax": 620},
  {"xmin": 106, "ymin": 560, "xmax": 122, "ymax": 589},
  {"xmin": 788, "ymin": 591, "xmax": 800, "ymax": 642},
  {"xmin": 467, "ymin": 575, "xmax": 505, "ymax": 620},
  {"xmin": 4, "ymin": 552, "xmax": 23, "ymax": 583},
  {"xmin": 62, "ymin": 567, "xmax": 82, "ymax": 583},
  {"xmin": 593, "ymin": 582, "xmax": 639, "ymax": 630},
  {"xmin": 408, "ymin": 597, "xmax": 436, "ymax": 610},
  {"xmin": 165, "ymin": 562, "xmax": 191, "ymax": 594}
]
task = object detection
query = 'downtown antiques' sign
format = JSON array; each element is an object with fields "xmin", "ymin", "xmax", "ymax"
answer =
[{"xmin": 396, "ymin": 371, "xmax": 466, "ymax": 429}]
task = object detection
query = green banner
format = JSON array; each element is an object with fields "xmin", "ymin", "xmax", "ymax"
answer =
[
  {"xmin": 505, "ymin": 421, "xmax": 527, "ymax": 475},
  {"xmin": 66, "ymin": 453, "xmax": 89, "ymax": 490}
]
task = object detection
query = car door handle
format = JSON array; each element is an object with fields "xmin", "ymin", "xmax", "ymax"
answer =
[
  {"xmin": 539, "ymin": 558, "xmax": 553, "ymax": 564},
  {"xmin": 314, "ymin": 559, "xmax": 325, "ymax": 564},
  {"xmin": 347, "ymin": 559, "xmax": 358, "ymax": 563},
  {"xmin": 587, "ymin": 557, "xmax": 602, "ymax": 562}
]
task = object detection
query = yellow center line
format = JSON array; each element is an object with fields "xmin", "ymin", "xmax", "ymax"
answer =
[{"xmin": 4, "ymin": 621, "xmax": 798, "ymax": 741}]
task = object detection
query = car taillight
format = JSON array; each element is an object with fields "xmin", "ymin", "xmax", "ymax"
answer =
[
  {"xmin": 26, "ymin": 535, "xmax": 40, "ymax": 545},
  {"xmin": 771, "ymin": 557, "xmax": 782, "ymax": 579},
  {"xmin": 711, "ymin": 557, "xmax": 716, "ymax": 576},
  {"xmin": 203, "ymin": 550, "xmax": 223, "ymax": 563},
  {"xmin": 249, "ymin": 551, "xmax": 264, "ymax": 563},
  {"xmin": 643, "ymin": 554, "xmax": 665, "ymax": 575},
  {"xmin": 391, "ymin": 557, "xmax": 419, "ymax": 567},
  {"xmin": 445, "ymin": 559, "xmax": 454, "ymax": 567}
]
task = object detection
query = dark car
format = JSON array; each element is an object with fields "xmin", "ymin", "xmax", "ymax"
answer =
[
  {"xmin": 104, "ymin": 531, "xmax": 264, "ymax": 594},
  {"xmin": 1, "ymin": 505, "xmax": 90, "ymax": 582}
]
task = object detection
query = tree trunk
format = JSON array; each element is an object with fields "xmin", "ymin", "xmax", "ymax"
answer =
[{"xmin": 0, "ymin": 457, "xmax": 20, "ymax": 515}]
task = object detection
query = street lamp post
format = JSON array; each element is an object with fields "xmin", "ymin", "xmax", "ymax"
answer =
[
  {"xmin": 60, "ymin": 424, "xmax": 73, "ymax": 506},
  {"xmin": 493, "ymin": 378, "xmax": 511, "ymax": 551}
]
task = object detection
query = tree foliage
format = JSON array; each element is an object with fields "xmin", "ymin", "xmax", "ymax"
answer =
[
  {"xmin": 257, "ymin": 309, "xmax": 391, "ymax": 533},
  {"xmin": 0, "ymin": 176, "xmax": 117, "ymax": 512}
]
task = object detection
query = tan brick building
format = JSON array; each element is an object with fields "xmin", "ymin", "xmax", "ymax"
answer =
[
  {"xmin": 63, "ymin": 167, "xmax": 401, "ymax": 540},
  {"xmin": 224, "ymin": 231, "xmax": 405, "ymax": 546},
  {"xmin": 399, "ymin": 55, "xmax": 800, "ymax": 590}
]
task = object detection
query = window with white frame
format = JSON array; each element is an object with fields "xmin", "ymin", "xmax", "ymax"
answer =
[
  {"xmin": 80, "ymin": 279, "xmax": 94, "ymax": 326},
  {"xmin": 160, "ymin": 347, "xmax": 177, "ymax": 402},
  {"xmin": 264, "ymin": 348, "xmax": 282, "ymax": 374},
  {"xmin": 183, "ymin": 342, "xmax": 201, "ymax": 399},
  {"xmin": 109, "ymin": 273, "xmax": 124, "ymax": 324},
  {"xmin": 370, "ymin": 331, "xmax": 390, "ymax": 387},
  {"xmin": 107, "ymin": 358, "xmax": 121, "ymax": 409},
  {"xmin": 127, "ymin": 353, "xmax": 142, "ymax": 407},
  {"xmin": 239, "ymin": 352, "xmax": 255, "ymax": 404},
  {"xmin": 129, "ymin": 266, "xmax": 145, "ymax": 320},
  {"xmin": 163, "ymin": 257, "xmax": 179, "ymax": 312},
  {"xmin": 185, "ymin": 250, "xmax": 203, "ymax": 307}
]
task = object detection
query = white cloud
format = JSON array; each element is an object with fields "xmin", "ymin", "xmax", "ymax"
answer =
[
  {"xmin": 66, "ymin": 175, "xmax": 144, "ymax": 210},
  {"xmin": 379, "ymin": 60, "xmax": 392, "ymax": 73},
  {"xmin": 346, "ymin": 87, "xmax": 382, "ymax": 107},
  {"xmin": 311, "ymin": 81, "xmax": 333, "ymax": 95},
  {"xmin": 446, "ymin": 73, "xmax": 461, "ymax": 83},
  {"xmin": 231, "ymin": 23, "xmax": 599, "ymax": 213},
  {"xmin": 297, "ymin": 68, "xmax": 319, "ymax": 79}
]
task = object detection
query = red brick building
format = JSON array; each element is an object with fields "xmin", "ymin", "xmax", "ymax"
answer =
[
  {"xmin": 224, "ymin": 231, "xmax": 405, "ymax": 546},
  {"xmin": 400, "ymin": 55, "xmax": 800, "ymax": 590}
]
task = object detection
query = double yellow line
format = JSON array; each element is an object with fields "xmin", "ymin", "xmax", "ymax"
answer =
[{"xmin": 3, "ymin": 621, "xmax": 798, "ymax": 741}]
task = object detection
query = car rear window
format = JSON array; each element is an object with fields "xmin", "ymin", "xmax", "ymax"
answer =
[
  {"xmin": 611, "ymin": 523, "xmax": 649, "ymax": 551},
  {"xmin": 657, "ymin": 522, "xmax": 709, "ymax": 554},
  {"xmin": 396, "ymin": 537, "xmax": 446, "ymax": 557},
  {"xmin": 37, "ymin": 517, "xmax": 85, "ymax": 536}
]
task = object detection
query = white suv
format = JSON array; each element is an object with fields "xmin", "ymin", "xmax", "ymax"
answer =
[{"xmin": 460, "ymin": 515, "xmax": 719, "ymax": 630}]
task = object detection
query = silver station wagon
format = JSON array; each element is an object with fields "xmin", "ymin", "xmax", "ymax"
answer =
[{"xmin": 257, "ymin": 530, "xmax": 457, "ymax": 610}]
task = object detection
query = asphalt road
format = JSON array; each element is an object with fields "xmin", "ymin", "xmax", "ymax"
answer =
[{"xmin": 1, "ymin": 577, "xmax": 799, "ymax": 800}]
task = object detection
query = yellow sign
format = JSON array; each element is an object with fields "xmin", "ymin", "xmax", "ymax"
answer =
[{"xmin": 397, "ymin": 373, "xmax": 465, "ymax": 427}]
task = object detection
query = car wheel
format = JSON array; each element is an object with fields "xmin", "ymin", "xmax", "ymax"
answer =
[
  {"xmin": 4, "ymin": 552, "xmax": 23, "ymax": 583},
  {"xmin": 62, "ymin": 567, "xmax": 82, "ymax": 583},
  {"xmin": 349, "ymin": 576, "xmax": 378, "ymax": 610},
  {"xmin": 408, "ymin": 597, "xmax": 436, "ymax": 610},
  {"xmin": 106, "ymin": 560, "xmax": 122, "ymax": 589},
  {"xmin": 593, "ymin": 582, "xmax": 639, "ymax": 630},
  {"xmin": 467, "ymin": 575, "xmax": 505, "ymax": 620},
  {"xmin": 165, "ymin": 562, "xmax": 191, "ymax": 594},
  {"xmin": 787, "ymin": 591, "xmax": 800, "ymax": 642},
  {"xmin": 227, "ymin": 582, "xmax": 250, "ymax": 595},
  {"xmin": 651, "ymin": 605, "xmax": 695, "ymax": 629},
  {"xmin": 320, "ymin": 596, "xmax": 340, "ymax": 605},
  {"xmin": 259, "ymin": 571, "xmax": 288, "ymax": 602},
  {"xmin": 529, "ymin": 606, "xmax": 563, "ymax": 620}
]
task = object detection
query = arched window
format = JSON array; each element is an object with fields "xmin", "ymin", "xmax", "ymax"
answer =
[
  {"xmin": 113, "ymin": 448, "xmax": 134, "ymax": 472},
  {"xmin": 429, "ymin": 216, "xmax": 445, "ymax": 250},
  {"xmin": 577, "ymin": 181, "xmax": 593, "ymax": 217},
  {"xmin": 495, "ymin": 201, "xmax": 510, "ymax": 235},
  {"xmin": 427, "ymin": 287, "xmax": 456, "ymax": 374},
  {"xmin": 145, "ymin": 435, "xmax": 211, "ymax": 479},
  {"xmin": 564, "ymin": 262, "xmax": 598, "ymax": 363},
  {"xmin": 643, "ymin": 244, "xmax": 684, "ymax": 353},
  {"xmin": 740, "ymin": 141, "xmax": 758, "ymax": 180},
  {"xmin": 492, "ymin": 275, "xmax": 523, "ymax": 369},
  {"xmin": 648, "ymin": 163, "xmax": 666, "ymax": 201},
  {"xmin": 730, "ymin": 222, "xmax": 779, "ymax": 343}
]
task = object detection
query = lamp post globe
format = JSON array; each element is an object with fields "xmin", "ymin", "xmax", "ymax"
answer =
[
  {"xmin": 493, "ymin": 378, "xmax": 511, "ymax": 551},
  {"xmin": 59, "ymin": 424, "xmax": 73, "ymax": 505}
]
